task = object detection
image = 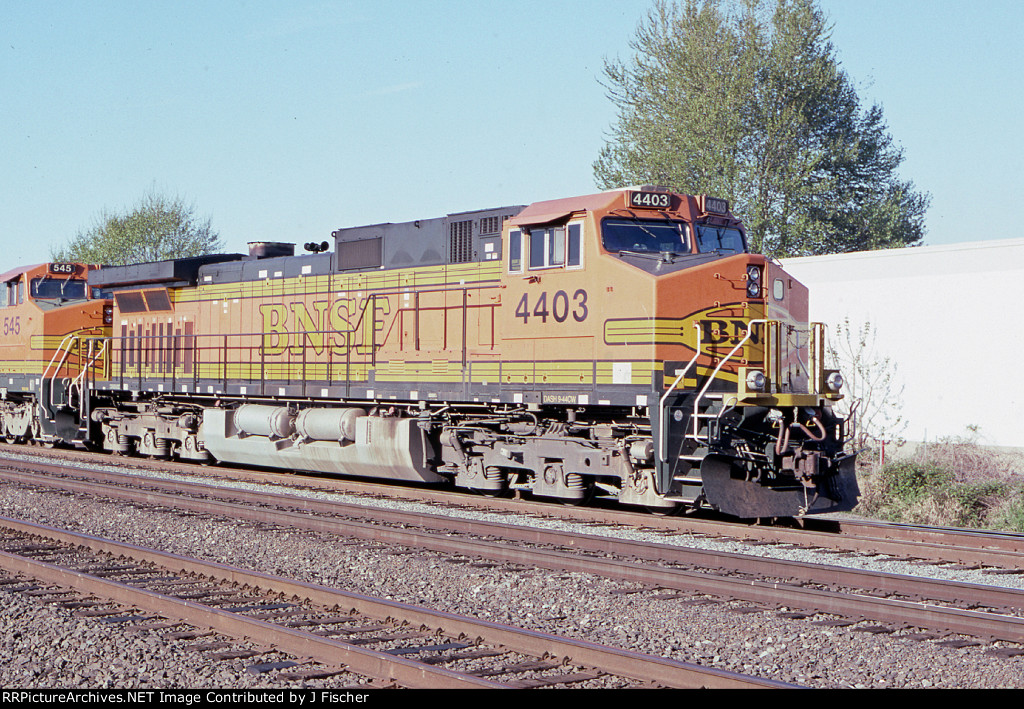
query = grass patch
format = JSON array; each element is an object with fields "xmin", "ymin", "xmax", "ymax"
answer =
[{"xmin": 856, "ymin": 436, "xmax": 1024, "ymax": 531}]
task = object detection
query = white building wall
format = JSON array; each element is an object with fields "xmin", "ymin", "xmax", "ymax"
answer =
[{"xmin": 781, "ymin": 239, "xmax": 1024, "ymax": 448}]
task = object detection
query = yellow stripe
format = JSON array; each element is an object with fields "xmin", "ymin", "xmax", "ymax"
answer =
[
  {"xmin": 0, "ymin": 362, "xmax": 45, "ymax": 375},
  {"xmin": 604, "ymin": 318, "xmax": 693, "ymax": 346},
  {"xmin": 179, "ymin": 262, "xmax": 503, "ymax": 305}
]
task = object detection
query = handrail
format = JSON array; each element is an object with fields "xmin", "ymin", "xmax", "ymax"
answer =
[
  {"xmin": 42, "ymin": 333, "xmax": 78, "ymax": 409},
  {"xmin": 810, "ymin": 322, "xmax": 825, "ymax": 394},
  {"xmin": 70, "ymin": 338, "xmax": 107, "ymax": 419},
  {"xmin": 691, "ymin": 319, "xmax": 768, "ymax": 443},
  {"xmin": 658, "ymin": 325, "xmax": 701, "ymax": 465},
  {"xmin": 111, "ymin": 295, "xmax": 388, "ymax": 389}
]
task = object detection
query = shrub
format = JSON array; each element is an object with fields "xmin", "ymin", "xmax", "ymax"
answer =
[
  {"xmin": 877, "ymin": 459, "xmax": 952, "ymax": 503},
  {"xmin": 855, "ymin": 437, "xmax": 1024, "ymax": 531},
  {"xmin": 989, "ymin": 492, "xmax": 1024, "ymax": 533}
]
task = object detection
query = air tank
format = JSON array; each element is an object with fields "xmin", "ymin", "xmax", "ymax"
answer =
[
  {"xmin": 294, "ymin": 407, "xmax": 367, "ymax": 442},
  {"xmin": 234, "ymin": 405, "xmax": 295, "ymax": 439}
]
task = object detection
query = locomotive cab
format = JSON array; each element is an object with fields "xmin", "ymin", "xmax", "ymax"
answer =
[{"xmin": 496, "ymin": 188, "xmax": 857, "ymax": 517}]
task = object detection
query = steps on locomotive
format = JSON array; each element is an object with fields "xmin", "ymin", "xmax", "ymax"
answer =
[
  {"xmin": 686, "ymin": 392, "xmax": 722, "ymax": 447},
  {"xmin": 665, "ymin": 444, "xmax": 708, "ymax": 504},
  {"xmin": 664, "ymin": 393, "xmax": 720, "ymax": 505}
]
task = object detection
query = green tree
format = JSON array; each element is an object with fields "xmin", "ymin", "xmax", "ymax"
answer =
[
  {"xmin": 595, "ymin": 0, "xmax": 929, "ymax": 257},
  {"xmin": 52, "ymin": 189, "xmax": 224, "ymax": 265}
]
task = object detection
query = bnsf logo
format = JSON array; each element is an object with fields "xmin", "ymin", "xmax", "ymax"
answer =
[
  {"xmin": 700, "ymin": 319, "xmax": 759, "ymax": 346},
  {"xmin": 259, "ymin": 298, "xmax": 390, "ymax": 356}
]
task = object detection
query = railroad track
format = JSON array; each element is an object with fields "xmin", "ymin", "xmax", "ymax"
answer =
[
  {"xmin": 4, "ymin": 456, "xmax": 1024, "ymax": 651},
  {"xmin": 0, "ymin": 515, "xmax": 786, "ymax": 689},
  {"xmin": 4, "ymin": 444, "xmax": 1024, "ymax": 570}
]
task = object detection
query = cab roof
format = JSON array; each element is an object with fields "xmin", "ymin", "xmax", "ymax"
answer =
[
  {"xmin": 508, "ymin": 187, "xmax": 680, "ymax": 227},
  {"xmin": 508, "ymin": 191, "xmax": 625, "ymax": 227},
  {"xmin": 0, "ymin": 264, "xmax": 44, "ymax": 283}
]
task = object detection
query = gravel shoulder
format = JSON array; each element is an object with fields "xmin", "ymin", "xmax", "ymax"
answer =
[{"xmin": 1, "ymin": 477, "xmax": 1023, "ymax": 689}]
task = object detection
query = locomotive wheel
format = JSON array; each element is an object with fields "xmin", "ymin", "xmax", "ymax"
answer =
[
  {"xmin": 559, "ymin": 481, "xmax": 597, "ymax": 506},
  {"xmin": 468, "ymin": 485, "xmax": 510, "ymax": 498}
]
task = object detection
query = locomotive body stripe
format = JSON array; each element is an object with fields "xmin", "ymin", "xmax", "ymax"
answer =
[
  {"xmin": 107, "ymin": 358, "xmax": 669, "ymax": 388},
  {"xmin": 171, "ymin": 261, "xmax": 504, "ymax": 305}
]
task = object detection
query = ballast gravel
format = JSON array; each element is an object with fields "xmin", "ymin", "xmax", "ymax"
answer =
[{"xmin": 1, "ymin": 471, "xmax": 1023, "ymax": 689}]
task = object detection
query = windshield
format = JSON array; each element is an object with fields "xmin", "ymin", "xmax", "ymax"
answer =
[
  {"xmin": 31, "ymin": 277, "xmax": 88, "ymax": 301},
  {"xmin": 695, "ymin": 224, "xmax": 746, "ymax": 255},
  {"xmin": 601, "ymin": 218, "xmax": 690, "ymax": 254}
]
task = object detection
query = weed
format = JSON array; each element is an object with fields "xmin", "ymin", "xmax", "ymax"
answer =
[{"xmin": 855, "ymin": 437, "xmax": 1024, "ymax": 531}]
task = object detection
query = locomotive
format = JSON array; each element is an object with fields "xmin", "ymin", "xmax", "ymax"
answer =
[{"xmin": 0, "ymin": 187, "xmax": 858, "ymax": 518}]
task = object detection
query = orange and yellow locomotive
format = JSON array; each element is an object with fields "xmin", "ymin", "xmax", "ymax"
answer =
[
  {"xmin": 1, "ymin": 262, "xmax": 110, "ymax": 443},
  {"xmin": 1, "ymin": 188, "xmax": 858, "ymax": 518}
]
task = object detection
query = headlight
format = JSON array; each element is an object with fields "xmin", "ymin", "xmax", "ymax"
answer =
[
  {"xmin": 826, "ymin": 372, "xmax": 844, "ymax": 392},
  {"xmin": 746, "ymin": 265, "xmax": 762, "ymax": 297},
  {"xmin": 745, "ymin": 370, "xmax": 766, "ymax": 392}
]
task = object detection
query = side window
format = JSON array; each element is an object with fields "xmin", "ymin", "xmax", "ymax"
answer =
[
  {"xmin": 773, "ymin": 279, "xmax": 785, "ymax": 301},
  {"xmin": 529, "ymin": 228, "xmax": 546, "ymax": 269},
  {"xmin": 513, "ymin": 223, "xmax": 583, "ymax": 271},
  {"xmin": 567, "ymin": 223, "xmax": 582, "ymax": 268},
  {"xmin": 509, "ymin": 229, "xmax": 523, "ymax": 273},
  {"xmin": 549, "ymin": 227, "xmax": 565, "ymax": 266},
  {"xmin": 528, "ymin": 226, "xmax": 567, "ymax": 270},
  {"xmin": 10, "ymin": 280, "xmax": 19, "ymax": 305}
]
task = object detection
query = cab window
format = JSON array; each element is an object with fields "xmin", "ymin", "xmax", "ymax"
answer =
[
  {"xmin": 510, "ymin": 222, "xmax": 583, "ymax": 272},
  {"xmin": 31, "ymin": 277, "xmax": 87, "ymax": 301},
  {"xmin": 602, "ymin": 218, "xmax": 689, "ymax": 255},
  {"xmin": 695, "ymin": 224, "xmax": 746, "ymax": 254},
  {"xmin": 5, "ymin": 278, "xmax": 23, "ymax": 306},
  {"xmin": 566, "ymin": 223, "xmax": 582, "ymax": 268},
  {"xmin": 529, "ymin": 226, "xmax": 564, "ymax": 269},
  {"xmin": 509, "ymin": 229, "xmax": 523, "ymax": 272}
]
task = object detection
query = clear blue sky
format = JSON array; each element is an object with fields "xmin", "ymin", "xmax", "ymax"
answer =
[{"xmin": 2, "ymin": 0, "xmax": 1022, "ymax": 266}]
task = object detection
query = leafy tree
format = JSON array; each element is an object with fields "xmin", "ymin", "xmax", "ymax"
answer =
[
  {"xmin": 595, "ymin": 0, "xmax": 929, "ymax": 257},
  {"xmin": 52, "ymin": 189, "xmax": 224, "ymax": 266}
]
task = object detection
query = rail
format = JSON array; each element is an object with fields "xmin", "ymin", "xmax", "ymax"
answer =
[
  {"xmin": 810, "ymin": 321, "xmax": 825, "ymax": 394},
  {"xmin": 70, "ymin": 338, "xmax": 108, "ymax": 418},
  {"xmin": 42, "ymin": 333, "xmax": 77, "ymax": 410},
  {"xmin": 41, "ymin": 332, "xmax": 107, "ymax": 413},
  {"xmin": 690, "ymin": 319, "xmax": 768, "ymax": 443},
  {"xmin": 658, "ymin": 324, "xmax": 701, "ymax": 464},
  {"xmin": 110, "ymin": 296, "xmax": 385, "ymax": 397},
  {"xmin": 0, "ymin": 511, "xmax": 787, "ymax": 689},
  {"xmin": 103, "ymin": 285, "xmax": 508, "ymax": 396}
]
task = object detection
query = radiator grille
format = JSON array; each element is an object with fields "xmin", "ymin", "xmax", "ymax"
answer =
[{"xmin": 449, "ymin": 220, "xmax": 473, "ymax": 263}]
